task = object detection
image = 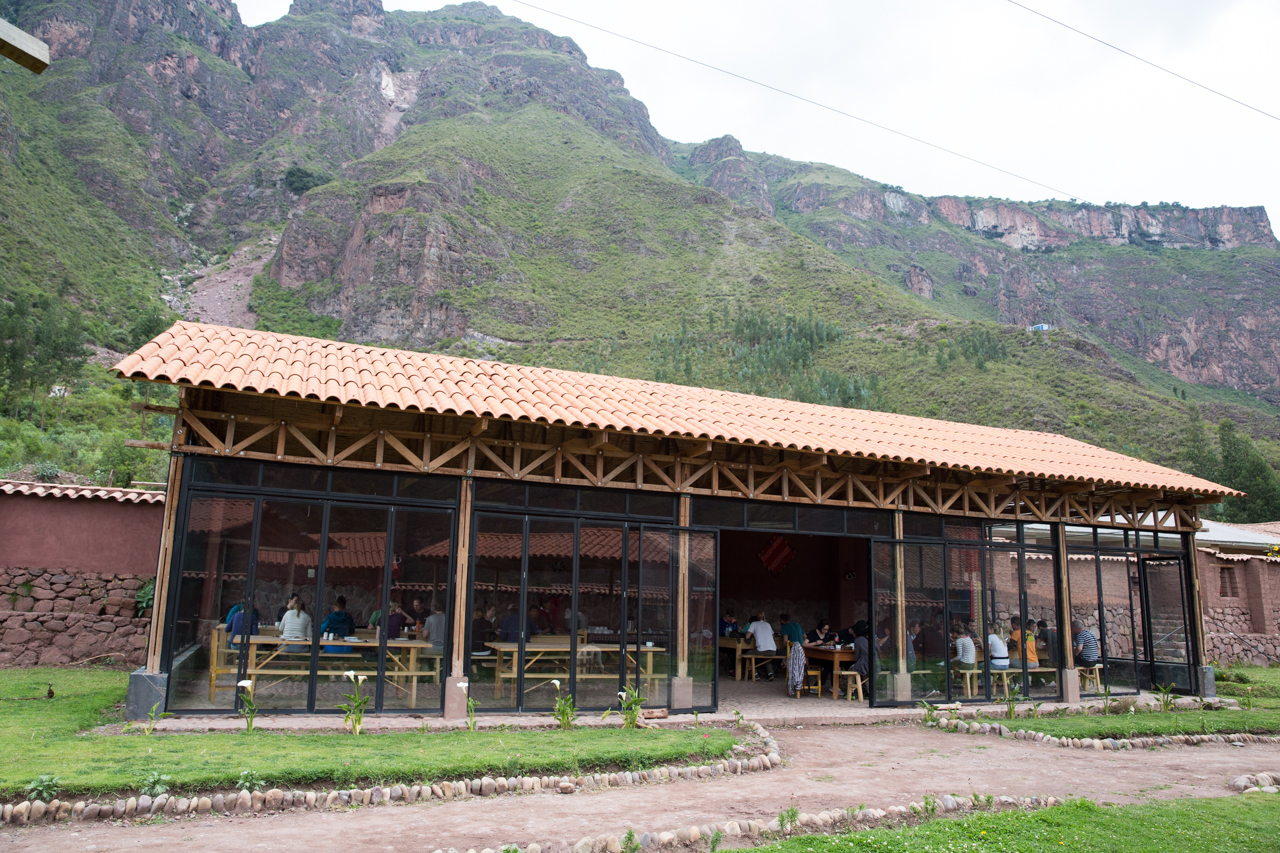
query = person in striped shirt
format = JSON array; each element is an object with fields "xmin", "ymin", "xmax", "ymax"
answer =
[{"xmin": 1071, "ymin": 620, "xmax": 1099, "ymax": 667}]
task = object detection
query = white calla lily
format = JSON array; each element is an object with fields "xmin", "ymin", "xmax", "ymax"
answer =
[
  {"xmin": 344, "ymin": 670, "xmax": 356, "ymax": 680},
  {"xmin": 357, "ymin": 675, "xmax": 368, "ymax": 684},
  {"xmin": 618, "ymin": 691, "xmax": 626, "ymax": 699},
  {"xmin": 237, "ymin": 680, "xmax": 253, "ymax": 689},
  {"xmin": 551, "ymin": 679, "xmax": 561, "ymax": 689},
  {"xmin": 457, "ymin": 680, "xmax": 469, "ymax": 693}
]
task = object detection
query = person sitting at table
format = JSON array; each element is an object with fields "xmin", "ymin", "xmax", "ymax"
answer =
[
  {"xmin": 744, "ymin": 612, "xmax": 779, "ymax": 681},
  {"xmin": 529, "ymin": 600, "xmax": 553, "ymax": 635},
  {"xmin": 1038, "ymin": 619, "xmax": 1059, "ymax": 667},
  {"xmin": 986, "ymin": 629, "xmax": 1010, "ymax": 670},
  {"xmin": 471, "ymin": 608, "xmax": 493, "ymax": 656},
  {"xmin": 403, "ymin": 596, "xmax": 425, "ymax": 627},
  {"xmin": 719, "ymin": 609, "xmax": 740, "ymax": 637},
  {"xmin": 779, "ymin": 613, "xmax": 806, "ymax": 647},
  {"xmin": 843, "ymin": 620, "xmax": 872, "ymax": 681},
  {"xmin": 1009, "ymin": 616, "xmax": 1038, "ymax": 669},
  {"xmin": 1072, "ymin": 620, "xmax": 1099, "ymax": 668},
  {"xmin": 278, "ymin": 596, "xmax": 312, "ymax": 652},
  {"xmin": 951, "ymin": 624, "xmax": 976, "ymax": 669},
  {"xmin": 386, "ymin": 602, "xmax": 410, "ymax": 640},
  {"xmin": 423, "ymin": 604, "xmax": 448, "ymax": 649},
  {"xmin": 276, "ymin": 592, "xmax": 300, "ymax": 623},
  {"xmin": 807, "ymin": 621, "xmax": 837, "ymax": 645},
  {"xmin": 228, "ymin": 606, "xmax": 259, "ymax": 646},
  {"xmin": 321, "ymin": 596, "xmax": 355, "ymax": 653},
  {"xmin": 499, "ymin": 603, "xmax": 522, "ymax": 642}
]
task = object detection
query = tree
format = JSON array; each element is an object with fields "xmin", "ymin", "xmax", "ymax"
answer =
[
  {"xmin": 1179, "ymin": 407, "xmax": 1219, "ymax": 483},
  {"xmin": 1216, "ymin": 419, "xmax": 1280, "ymax": 523}
]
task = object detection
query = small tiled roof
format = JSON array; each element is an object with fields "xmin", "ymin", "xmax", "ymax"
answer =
[
  {"xmin": 0, "ymin": 479, "xmax": 165, "ymax": 504},
  {"xmin": 114, "ymin": 322, "xmax": 1237, "ymax": 497}
]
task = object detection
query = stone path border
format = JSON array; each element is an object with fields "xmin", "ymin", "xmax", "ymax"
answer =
[
  {"xmin": 1229, "ymin": 771, "xmax": 1280, "ymax": 794},
  {"xmin": 0, "ymin": 722, "xmax": 780, "ymax": 829}
]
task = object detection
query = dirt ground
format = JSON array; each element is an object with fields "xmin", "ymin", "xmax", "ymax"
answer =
[
  {"xmin": 6, "ymin": 724, "xmax": 1275, "ymax": 853},
  {"xmin": 184, "ymin": 235, "xmax": 277, "ymax": 329}
]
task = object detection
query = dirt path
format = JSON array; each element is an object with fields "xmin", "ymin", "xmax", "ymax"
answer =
[
  {"xmin": 7, "ymin": 725, "xmax": 1275, "ymax": 852},
  {"xmin": 184, "ymin": 235, "xmax": 278, "ymax": 329}
]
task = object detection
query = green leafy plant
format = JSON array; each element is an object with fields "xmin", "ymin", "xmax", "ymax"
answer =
[
  {"xmin": 708, "ymin": 828, "xmax": 723, "ymax": 853},
  {"xmin": 1003, "ymin": 684, "xmax": 1022, "ymax": 720},
  {"xmin": 732, "ymin": 708, "xmax": 746, "ymax": 729},
  {"xmin": 1155, "ymin": 683, "xmax": 1176, "ymax": 713},
  {"xmin": 236, "ymin": 769, "xmax": 265, "ymax": 792},
  {"xmin": 1030, "ymin": 700, "xmax": 1044, "ymax": 719},
  {"xmin": 691, "ymin": 709, "xmax": 700, "ymax": 728},
  {"xmin": 1243, "ymin": 685, "xmax": 1255, "ymax": 712},
  {"xmin": 1100, "ymin": 685, "xmax": 1115, "ymax": 715},
  {"xmin": 918, "ymin": 700, "xmax": 938, "ymax": 725},
  {"xmin": 550, "ymin": 679, "xmax": 577, "ymax": 730},
  {"xmin": 25, "ymin": 774, "xmax": 61, "ymax": 801},
  {"xmin": 337, "ymin": 671, "xmax": 370, "ymax": 735},
  {"xmin": 237, "ymin": 680, "xmax": 259, "ymax": 733},
  {"xmin": 922, "ymin": 793, "xmax": 939, "ymax": 816},
  {"xmin": 458, "ymin": 680, "xmax": 478, "ymax": 732},
  {"xmin": 621, "ymin": 829, "xmax": 640, "ymax": 853},
  {"xmin": 139, "ymin": 771, "xmax": 173, "ymax": 797},
  {"xmin": 132, "ymin": 700, "xmax": 171, "ymax": 735},
  {"xmin": 778, "ymin": 803, "xmax": 800, "ymax": 834},
  {"xmin": 134, "ymin": 578, "xmax": 156, "ymax": 612},
  {"xmin": 602, "ymin": 686, "xmax": 646, "ymax": 729}
]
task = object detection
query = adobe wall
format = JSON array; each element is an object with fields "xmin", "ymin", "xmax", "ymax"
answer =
[
  {"xmin": 0, "ymin": 493, "xmax": 163, "ymax": 575},
  {"xmin": 1199, "ymin": 549, "xmax": 1280, "ymax": 665},
  {"xmin": 0, "ymin": 493, "xmax": 162, "ymax": 668}
]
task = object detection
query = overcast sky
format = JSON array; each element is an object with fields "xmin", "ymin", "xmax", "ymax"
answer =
[{"xmin": 234, "ymin": 1, "xmax": 1280, "ymax": 218}]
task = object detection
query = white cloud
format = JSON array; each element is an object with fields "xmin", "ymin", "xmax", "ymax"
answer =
[{"xmin": 234, "ymin": 0, "xmax": 1280, "ymax": 216}]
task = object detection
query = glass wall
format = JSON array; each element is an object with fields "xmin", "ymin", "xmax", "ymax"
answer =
[
  {"xmin": 168, "ymin": 496, "xmax": 254, "ymax": 710},
  {"xmin": 685, "ymin": 530, "xmax": 718, "ymax": 708},
  {"xmin": 165, "ymin": 459, "xmax": 455, "ymax": 714},
  {"xmin": 576, "ymin": 522, "xmax": 626, "ymax": 709}
]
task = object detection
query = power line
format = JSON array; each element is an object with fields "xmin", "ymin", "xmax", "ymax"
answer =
[
  {"xmin": 1007, "ymin": 0, "xmax": 1280, "ymax": 124},
  {"xmin": 506, "ymin": 0, "xmax": 1094, "ymax": 204}
]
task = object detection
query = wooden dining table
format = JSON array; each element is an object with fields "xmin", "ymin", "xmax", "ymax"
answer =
[
  {"xmin": 803, "ymin": 645, "xmax": 860, "ymax": 699},
  {"xmin": 718, "ymin": 635, "xmax": 756, "ymax": 681},
  {"xmin": 485, "ymin": 640, "xmax": 666, "ymax": 700}
]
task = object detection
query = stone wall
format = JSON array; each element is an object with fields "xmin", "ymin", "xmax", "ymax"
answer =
[
  {"xmin": 1199, "ymin": 550, "xmax": 1280, "ymax": 666},
  {"xmin": 0, "ymin": 568, "xmax": 151, "ymax": 667}
]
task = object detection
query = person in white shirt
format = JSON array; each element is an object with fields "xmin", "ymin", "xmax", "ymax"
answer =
[
  {"xmin": 745, "ymin": 612, "xmax": 779, "ymax": 681},
  {"xmin": 986, "ymin": 631, "xmax": 1009, "ymax": 670},
  {"xmin": 422, "ymin": 606, "xmax": 448, "ymax": 649},
  {"xmin": 278, "ymin": 597, "xmax": 312, "ymax": 653}
]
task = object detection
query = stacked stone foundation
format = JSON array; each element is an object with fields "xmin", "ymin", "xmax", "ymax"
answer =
[{"xmin": 0, "ymin": 568, "xmax": 151, "ymax": 667}]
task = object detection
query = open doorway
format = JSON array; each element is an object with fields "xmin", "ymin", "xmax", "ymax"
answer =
[{"xmin": 717, "ymin": 530, "xmax": 871, "ymax": 698}]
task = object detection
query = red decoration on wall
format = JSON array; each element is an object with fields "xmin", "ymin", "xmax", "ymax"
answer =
[{"xmin": 758, "ymin": 534, "xmax": 796, "ymax": 576}]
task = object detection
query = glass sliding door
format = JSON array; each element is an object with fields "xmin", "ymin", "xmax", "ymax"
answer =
[
  {"xmin": 634, "ymin": 528, "xmax": 674, "ymax": 707},
  {"xmin": 1142, "ymin": 556, "xmax": 1193, "ymax": 691},
  {"xmin": 1021, "ymin": 550, "xmax": 1058, "ymax": 699},
  {"xmin": 523, "ymin": 518, "xmax": 575, "ymax": 711},
  {"xmin": 576, "ymin": 522, "xmax": 625, "ymax": 710},
  {"xmin": 168, "ymin": 496, "xmax": 255, "ymax": 710},
  {"xmin": 246, "ymin": 500, "xmax": 323, "ymax": 711},
  {"xmin": 316, "ymin": 505, "xmax": 389, "ymax": 712},
  {"xmin": 685, "ymin": 529, "xmax": 718, "ymax": 709},
  {"xmin": 946, "ymin": 546, "xmax": 984, "ymax": 700},
  {"xmin": 468, "ymin": 514, "xmax": 524, "ymax": 709},
  {"xmin": 383, "ymin": 508, "xmax": 453, "ymax": 711}
]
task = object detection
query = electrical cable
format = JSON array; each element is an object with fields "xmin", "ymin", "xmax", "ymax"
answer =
[
  {"xmin": 506, "ymin": 0, "xmax": 1095, "ymax": 204},
  {"xmin": 1007, "ymin": 0, "xmax": 1280, "ymax": 124}
]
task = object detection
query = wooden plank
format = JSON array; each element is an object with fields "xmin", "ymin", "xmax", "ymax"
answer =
[
  {"xmin": 427, "ymin": 436, "xmax": 472, "ymax": 473},
  {"xmin": 476, "ymin": 440, "xmax": 516, "ymax": 478},
  {"xmin": 286, "ymin": 423, "xmax": 327, "ymax": 463},
  {"xmin": 182, "ymin": 411, "xmax": 225, "ymax": 453},
  {"xmin": 144, "ymin": 454, "xmax": 183, "ymax": 674},
  {"xmin": 229, "ymin": 421, "xmax": 278, "ymax": 457},
  {"xmin": 602, "ymin": 453, "xmax": 641, "ymax": 485},
  {"xmin": 333, "ymin": 430, "xmax": 378, "ymax": 465},
  {"xmin": 383, "ymin": 431, "xmax": 422, "ymax": 469},
  {"xmin": 124, "ymin": 440, "xmax": 171, "ymax": 451},
  {"xmin": 450, "ymin": 479, "xmax": 474, "ymax": 679},
  {"xmin": 643, "ymin": 455, "xmax": 677, "ymax": 491},
  {"xmin": 0, "ymin": 18, "xmax": 49, "ymax": 74},
  {"xmin": 718, "ymin": 464, "xmax": 749, "ymax": 496}
]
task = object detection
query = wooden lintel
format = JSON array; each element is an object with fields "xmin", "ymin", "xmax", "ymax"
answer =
[
  {"xmin": 469, "ymin": 417, "xmax": 489, "ymax": 437},
  {"xmin": 124, "ymin": 439, "xmax": 171, "ymax": 451},
  {"xmin": 129, "ymin": 402, "xmax": 180, "ymax": 415},
  {"xmin": 332, "ymin": 405, "xmax": 344, "ymax": 427}
]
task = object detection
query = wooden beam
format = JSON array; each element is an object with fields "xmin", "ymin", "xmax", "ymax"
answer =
[
  {"xmin": 469, "ymin": 417, "xmax": 489, "ymax": 437},
  {"xmin": 681, "ymin": 439, "xmax": 713, "ymax": 457},
  {"xmin": 144, "ymin": 454, "xmax": 183, "ymax": 674},
  {"xmin": 587, "ymin": 430, "xmax": 611, "ymax": 451},
  {"xmin": 0, "ymin": 18, "xmax": 49, "ymax": 75}
]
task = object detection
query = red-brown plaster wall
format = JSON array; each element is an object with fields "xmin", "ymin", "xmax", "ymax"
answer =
[{"xmin": 0, "ymin": 495, "xmax": 163, "ymax": 576}]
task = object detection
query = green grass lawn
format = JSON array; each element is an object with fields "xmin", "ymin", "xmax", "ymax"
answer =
[
  {"xmin": 998, "ymin": 704, "xmax": 1280, "ymax": 741},
  {"xmin": 0, "ymin": 668, "xmax": 735, "ymax": 799},
  {"xmin": 1217, "ymin": 665, "xmax": 1280, "ymax": 702},
  {"xmin": 760, "ymin": 797, "xmax": 1280, "ymax": 853}
]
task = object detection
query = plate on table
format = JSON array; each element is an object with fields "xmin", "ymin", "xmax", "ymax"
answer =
[{"xmin": 343, "ymin": 636, "xmax": 362, "ymax": 642}]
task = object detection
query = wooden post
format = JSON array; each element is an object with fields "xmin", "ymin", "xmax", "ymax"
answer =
[
  {"xmin": 444, "ymin": 478, "xmax": 474, "ymax": 719},
  {"xmin": 1055, "ymin": 522, "xmax": 1080, "ymax": 703},
  {"xmin": 0, "ymin": 19, "xmax": 49, "ymax": 75},
  {"xmin": 671, "ymin": 493, "xmax": 693, "ymax": 708},
  {"xmin": 144, "ymin": 453, "xmax": 184, "ymax": 673},
  {"xmin": 450, "ymin": 478, "xmax": 474, "ymax": 679},
  {"xmin": 893, "ymin": 511, "xmax": 911, "ymax": 701}
]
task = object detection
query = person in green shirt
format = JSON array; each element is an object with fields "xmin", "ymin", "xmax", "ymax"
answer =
[{"xmin": 779, "ymin": 613, "xmax": 806, "ymax": 647}]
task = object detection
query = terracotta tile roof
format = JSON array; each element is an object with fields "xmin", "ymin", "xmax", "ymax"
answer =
[
  {"xmin": 114, "ymin": 322, "xmax": 1237, "ymax": 497},
  {"xmin": 0, "ymin": 479, "xmax": 166, "ymax": 504}
]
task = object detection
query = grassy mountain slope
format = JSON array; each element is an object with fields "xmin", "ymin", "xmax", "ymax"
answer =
[{"xmin": 0, "ymin": 0, "xmax": 1277, "ymax": 494}]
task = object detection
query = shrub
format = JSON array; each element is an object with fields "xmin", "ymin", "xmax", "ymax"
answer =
[
  {"xmin": 26, "ymin": 775, "xmax": 61, "ymax": 801},
  {"xmin": 283, "ymin": 165, "xmax": 331, "ymax": 195}
]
